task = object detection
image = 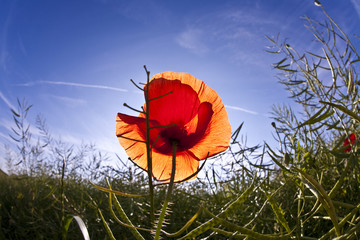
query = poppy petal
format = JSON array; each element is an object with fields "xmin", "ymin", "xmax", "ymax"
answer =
[
  {"xmin": 145, "ymin": 78, "xmax": 200, "ymax": 127},
  {"xmin": 151, "ymin": 150, "xmax": 200, "ymax": 182},
  {"xmin": 193, "ymin": 103, "xmax": 230, "ymax": 160},
  {"xmin": 150, "ymin": 72, "xmax": 231, "ymax": 160},
  {"xmin": 116, "ymin": 113, "xmax": 167, "ymax": 170},
  {"xmin": 344, "ymin": 133, "xmax": 356, "ymax": 152},
  {"xmin": 180, "ymin": 102, "xmax": 214, "ymax": 151}
]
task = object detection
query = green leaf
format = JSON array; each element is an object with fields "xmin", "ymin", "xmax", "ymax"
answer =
[
  {"xmin": 350, "ymin": 58, "xmax": 360, "ymax": 64},
  {"xmin": 10, "ymin": 108, "xmax": 20, "ymax": 117},
  {"xmin": 62, "ymin": 214, "xmax": 90, "ymax": 240},
  {"xmin": 265, "ymin": 143, "xmax": 292, "ymax": 173},
  {"xmin": 275, "ymin": 57, "xmax": 288, "ymax": 67},
  {"xmin": 264, "ymin": 191, "xmax": 291, "ymax": 234},
  {"xmin": 319, "ymin": 101, "xmax": 360, "ymax": 122},
  {"xmin": 231, "ymin": 122, "xmax": 244, "ymax": 144},
  {"xmin": 307, "ymin": 51, "xmax": 326, "ymax": 59},
  {"xmin": 296, "ymin": 106, "xmax": 334, "ymax": 128}
]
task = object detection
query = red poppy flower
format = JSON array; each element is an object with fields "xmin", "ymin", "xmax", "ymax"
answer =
[
  {"xmin": 344, "ymin": 133, "xmax": 356, "ymax": 152},
  {"xmin": 116, "ymin": 71, "xmax": 231, "ymax": 182}
]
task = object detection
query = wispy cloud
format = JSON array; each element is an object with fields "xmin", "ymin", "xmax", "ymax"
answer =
[
  {"xmin": 49, "ymin": 95, "xmax": 87, "ymax": 108},
  {"xmin": 112, "ymin": 0, "xmax": 170, "ymax": 25},
  {"xmin": 0, "ymin": 2, "xmax": 15, "ymax": 72},
  {"xmin": 18, "ymin": 80, "xmax": 128, "ymax": 92},
  {"xmin": 0, "ymin": 119, "xmax": 14, "ymax": 132},
  {"xmin": 176, "ymin": 28, "xmax": 208, "ymax": 55},
  {"xmin": 350, "ymin": 0, "xmax": 360, "ymax": 18},
  {"xmin": 225, "ymin": 104, "xmax": 258, "ymax": 115},
  {"xmin": 175, "ymin": 4, "xmax": 279, "ymax": 66},
  {"xmin": 0, "ymin": 91, "xmax": 16, "ymax": 110},
  {"xmin": 17, "ymin": 36, "xmax": 27, "ymax": 57},
  {"xmin": 0, "ymin": 131, "xmax": 12, "ymax": 142}
]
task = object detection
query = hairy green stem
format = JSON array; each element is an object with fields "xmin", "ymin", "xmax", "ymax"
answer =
[
  {"xmin": 61, "ymin": 156, "xmax": 66, "ymax": 240},
  {"xmin": 154, "ymin": 141, "xmax": 177, "ymax": 240},
  {"xmin": 144, "ymin": 66, "xmax": 155, "ymax": 225}
]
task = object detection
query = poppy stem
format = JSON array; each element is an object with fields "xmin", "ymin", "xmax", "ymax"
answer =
[
  {"xmin": 123, "ymin": 103, "xmax": 144, "ymax": 114},
  {"xmin": 154, "ymin": 141, "xmax": 177, "ymax": 240},
  {"xmin": 144, "ymin": 66, "xmax": 155, "ymax": 225},
  {"xmin": 149, "ymin": 123, "xmax": 177, "ymax": 129},
  {"xmin": 116, "ymin": 135, "xmax": 146, "ymax": 143},
  {"xmin": 148, "ymin": 91, "xmax": 173, "ymax": 102},
  {"xmin": 130, "ymin": 79, "xmax": 144, "ymax": 91}
]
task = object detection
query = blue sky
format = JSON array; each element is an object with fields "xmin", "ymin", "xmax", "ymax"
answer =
[{"xmin": 1, "ymin": 0, "xmax": 360, "ymax": 170}]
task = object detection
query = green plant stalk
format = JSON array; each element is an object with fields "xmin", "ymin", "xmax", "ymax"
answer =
[
  {"xmin": 328, "ymin": 156, "xmax": 351, "ymax": 198},
  {"xmin": 61, "ymin": 156, "xmax": 66, "ymax": 240},
  {"xmin": 302, "ymin": 158, "xmax": 352, "ymax": 226},
  {"xmin": 179, "ymin": 180, "xmax": 256, "ymax": 240},
  {"xmin": 144, "ymin": 66, "xmax": 155, "ymax": 225},
  {"xmin": 296, "ymin": 187, "xmax": 303, "ymax": 239},
  {"xmin": 110, "ymin": 193, "xmax": 151, "ymax": 234},
  {"xmin": 154, "ymin": 141, "xmax": 177, "ymax": 240},
  {"xmin": 305, "ymin": 157, "xmax": 351, "ymax": 222},
  {"xmin": 211, "ymin": 228, "xmax": 246, "ymax": 239},
  {"xmin": 264, "ymin": 190, "xmax": 291, "ymax": 234},
  {"xmin": 106, "ymin": 179, "xmax": 145, "ymax": 240},
  {"xmin": 297, "ymin": 169, "xmax": 341, "ymax": 236},
  {"xmin": 304, "ymin": 196, "xmax": 356, "ymax": 209},
  {"xmin": 202, "ymin": 208, "xmax": 291, "ymax": 240},
  {"xmin": 162, "ymin": 207, "xmax": 203, "ymax": 238},
  {"xmin": 89, "ymin": 180, "xmax": 147, "ymax": 198},
  {"xmin": 319, "ymin": 203, "xmax": 360, "ymax": 240},
  {"xmin": 319, "ymin": 4, "xmax": 359, "ymax": 60},
  {"xmin": 98, "ymin": 208, "xmax": 116, "ymax": 240},
  {"xmin": 319, "ymin": 101, "xmax": 360, "ymax": 123}
]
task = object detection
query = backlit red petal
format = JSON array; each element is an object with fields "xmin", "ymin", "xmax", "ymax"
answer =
[
  {"xmin": 117, "ymin": 113, "xmax": 166, "ymax": 170},
  {"xmin": 145, "ymin": 78, "xmax": 200, "ymax": 127},
  {"xmin": 151, "ymin": 150, "xmax": 200, "ymax": 182},
  {"xmin": 344, "ymin": 133, "xmax": 356, "ymax": 152},
  {"xmin": 180, "ymin": 102, "xmax": 213, "ymax": 150},
  {"xmin": 149, "ymin": 72, "xmax": 231, "ymax": 160}
]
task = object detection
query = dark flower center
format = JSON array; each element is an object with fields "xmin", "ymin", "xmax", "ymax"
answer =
[{"xmin": 156, "ymin": 126, "xmax": 194, "ymax": 154}]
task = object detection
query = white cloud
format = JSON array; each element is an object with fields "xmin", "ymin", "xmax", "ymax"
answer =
[
  {"xmin": 18, "ymin": 80, "xmax": 128, "ymax": 92},
  {"xmin": 225, "ymin": 104, "xmax": 258, "ymax": 115}
]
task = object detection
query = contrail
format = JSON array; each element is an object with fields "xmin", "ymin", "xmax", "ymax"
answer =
[
  {"xmin": 225, "ymin": 104, "xmax": 258, "ymax": 115},
  {"xmin": 0, "ymin": 91, "xmax": 16, "ymax": 110},
  {"xmin": 18, "ymin": 80, "xmax": 128, "ymax": 92}
]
